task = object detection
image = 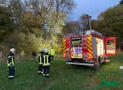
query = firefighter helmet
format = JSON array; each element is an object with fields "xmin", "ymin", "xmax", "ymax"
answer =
[
  {"xmin": 40, "ymin": 49, "xmax": 45, "ymax": 53},
  {"xmin": 10, "ymin": 48, "xmax": 15, "ymax": 53}
]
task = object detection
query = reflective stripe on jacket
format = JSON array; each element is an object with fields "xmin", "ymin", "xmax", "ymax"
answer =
[
  {"xmin": 7, "ymin": 55, "xmax": 14, "ymax": 67},
  {"xmin": 42, "ymin": 55, "xmax": 50, "ymax": 66},
  {"xmin": 39, "ymin": 55, "xmax": 42, "ymax": 65}
]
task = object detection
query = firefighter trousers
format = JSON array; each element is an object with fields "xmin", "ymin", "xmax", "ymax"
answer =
[
  {"xmin": 43, "ymin": 66, "xmax": 50, "ymax": 76},
  {"xmin": 8, "ymin": 66, "xmax": 15, "ymax": 78},
  {"xmin": 38, "ymin": 64, "xmax": 43, "ymax": 74}
]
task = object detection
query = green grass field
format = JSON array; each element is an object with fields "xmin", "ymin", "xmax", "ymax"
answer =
[{"xmin": 0, "ymin": 54, "xmax": 123, "ymax": 90}]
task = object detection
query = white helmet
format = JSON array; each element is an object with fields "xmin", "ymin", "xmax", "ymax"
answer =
[
  {"xmin": 10, "ymin": 48, "xmax": 15, "ymax": 53},
  {"xmin": 40, "ymin": 49, "xmax": 44, "ymax": 53}
]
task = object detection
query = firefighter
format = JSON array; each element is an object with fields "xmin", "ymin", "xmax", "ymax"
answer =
[
  {"xmin": 7, "ymin": 48, "xmax": 15, "ymax": 79},
  {"xmin": 42, "ymin": 50, "xmax": 50, "ymax": 77},
  {"xmin": 49, "ymin": 48, "xmax": 55, "ymax": 62},
  {"xmin": 38, "ymin": 50, "xmax": 44, "ymax": 74}
]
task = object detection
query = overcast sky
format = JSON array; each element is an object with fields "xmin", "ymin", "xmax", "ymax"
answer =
[{"xmin": 70, "ymin": 0, "xmax": 121, "ymax": 21}]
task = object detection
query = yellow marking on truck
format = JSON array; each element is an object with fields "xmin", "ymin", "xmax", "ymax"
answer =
[{"xmin": 87, "ymin": 35, "xmax": 93, "ymax": 60}]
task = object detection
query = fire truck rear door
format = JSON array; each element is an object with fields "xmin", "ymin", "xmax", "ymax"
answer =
[{"xmin": 105, "ymin": 37, "xmax": 116, "ymax": 55}]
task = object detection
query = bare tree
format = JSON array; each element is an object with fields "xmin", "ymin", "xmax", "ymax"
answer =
[{"xmin": 80, "ymin": 14, "xmax": 91, "ymax": 31}]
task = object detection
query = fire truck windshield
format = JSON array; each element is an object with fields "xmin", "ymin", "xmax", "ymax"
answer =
[{"xmin": 71, "ymin": 37, "xmax": 82, "ymax": 47}]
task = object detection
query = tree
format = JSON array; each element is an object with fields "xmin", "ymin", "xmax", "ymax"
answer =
[
  {"xmin": 0, "ymin": 6, "xmax": 14, "ymax": 40},
  {"xmin": 8, "ymin": 0, "xmax": 75, "ymax": 36},
  {"xmin": 120, "ymin": 0, "xmax": 123, "ymax": 4},
  {"xmin": 97, "ymin": 12, "xmax": 105, "ymax": 20},
  {"xmin": 62, "ymin": 21, "xmax": 82, "ymax": 34},
  {"xmin": 80, "ymin": 14, "xmax": 91, "ymax": 30},
  {"xmin": 92, "ymin": 5, "xmax": 123, "ymax": 50},
  {"xmin": 26, "ymin": 0, "xmax": 75, "ymax": 34},
  {"xmin": 0, "ymin": 0, "xmax": 75, "ymax": 58}
]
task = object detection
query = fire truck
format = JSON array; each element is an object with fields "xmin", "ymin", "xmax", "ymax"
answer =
[{"xmin": 62, "ymin": 30, "xmax": 116, "ymax": 68}]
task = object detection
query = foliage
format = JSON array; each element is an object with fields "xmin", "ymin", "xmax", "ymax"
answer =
[
  {"xmin": 62, "ymin": 21, "xmax": 82, "ymax": 34},
  {"xmin": 0, "ymin": 0, "xmax": 75, "ymax": 58},
  {"xmin": 92, "ymin": 5, "xmax": 123, "ymax": 49},
  {"xmin": 62, "ymin": 14, "xmax": 92, "ymax": 34},
  {"xmin": 120, "ymin": 0, "xmax": 123, "ymax": 4},
  {"xmin": 80, "ymin": 14, "xmax": 91, "ymax": 30},
  {"xmin": 0, "ymin": 6, "xmax": 14, "ymax": 40}
]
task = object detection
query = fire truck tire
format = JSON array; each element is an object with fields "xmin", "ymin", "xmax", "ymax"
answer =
[{"xmin": 95, "ymin": 57, "xmax": 101, "ymax": 69}]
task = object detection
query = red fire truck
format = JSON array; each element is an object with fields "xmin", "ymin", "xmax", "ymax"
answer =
[{"xmin": 62, "ymin": 30, "xmax": 116, "ymax": 68}]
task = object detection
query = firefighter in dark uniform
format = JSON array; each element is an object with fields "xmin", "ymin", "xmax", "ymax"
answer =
[
  {"xmin": 42, "ymin": 49, "xmax": 50, "ymax": 77},
  {"xmin": 38, "ymin": 50, "xmax": 44, "ymax": 74},
  {"xmin": 7, "ymin": 48, "xmax": 15, "ymax": 79}
]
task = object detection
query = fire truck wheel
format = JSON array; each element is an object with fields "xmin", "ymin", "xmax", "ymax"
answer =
[{"xmin": 96, "ymin": 57, "xmax": 101, "ymax": 69}]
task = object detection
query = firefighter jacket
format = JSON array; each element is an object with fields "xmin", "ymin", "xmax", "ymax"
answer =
[
  {"xmin": 7, "ymin": 52, "xmax": 15, "ymax": 67},
  {"xmin": 42, "ymin": 53, "xmax": 50, "ymax": 66},
  {"xmin": 38, "ymin": 55, "xmax": 43, "ymax": 65}
]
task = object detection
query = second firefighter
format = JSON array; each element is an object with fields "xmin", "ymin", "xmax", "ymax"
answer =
[{"xmin": 42, "ymin": 50, "xmax": 51, "ymax": 77}]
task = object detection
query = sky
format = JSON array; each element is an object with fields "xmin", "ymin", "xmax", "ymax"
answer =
[{"xmin": 70, "ymin": 0, "xmax": 121, "ymax": 21}]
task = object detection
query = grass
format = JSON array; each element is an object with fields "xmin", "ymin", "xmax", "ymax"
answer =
[{"xmin": 0, "ymin": 53, "xmax": 123, "ymax": 90}]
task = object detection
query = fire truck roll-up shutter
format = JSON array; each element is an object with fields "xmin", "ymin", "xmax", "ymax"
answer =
[
  {"xmin": 92, "ymin": 37, "xmax": 97, "ymax": 60},
  {"xmin": 66, "ymin": 37, "xmax": 71, "ymax": 60},
  {"xmin": 87, "ymin": 35, "xmax": 93, "ymax": 60}
]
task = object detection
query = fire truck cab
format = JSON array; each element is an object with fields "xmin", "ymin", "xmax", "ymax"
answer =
[{"xmin": 62, "ymin": 30, "xmax": 116, "ymax": 68}]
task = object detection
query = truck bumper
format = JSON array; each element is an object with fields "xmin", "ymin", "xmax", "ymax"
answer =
[{"xmin": 66, "ymin": 62, "xmax": 94, "ymax": 66}]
